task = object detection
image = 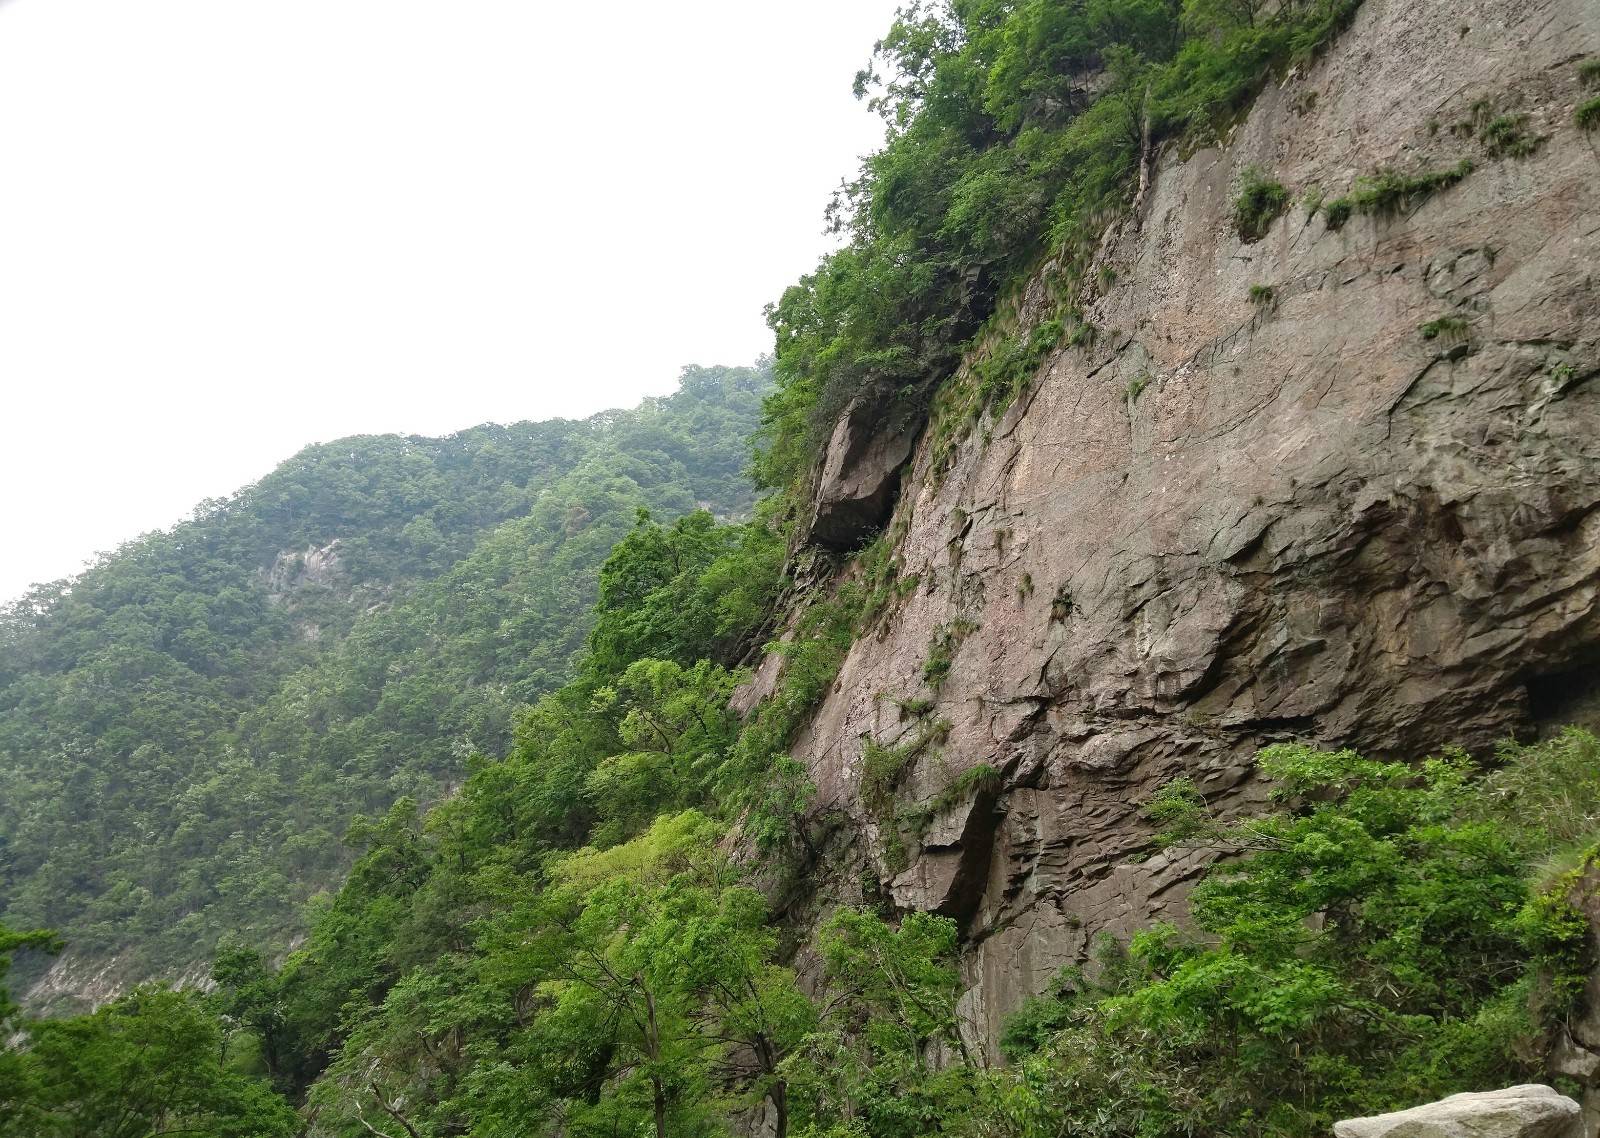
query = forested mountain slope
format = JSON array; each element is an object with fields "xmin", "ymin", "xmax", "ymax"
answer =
[
  {"xmin": 6, "ymin": 0, "xmax": 1600, "ymax": 1135},
  {"xmin": 0, "ymin": 364, "xmax": 767, "ymax": 1001}
]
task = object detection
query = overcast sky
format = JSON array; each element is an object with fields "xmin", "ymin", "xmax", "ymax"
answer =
[{"xmin": 0, "ymin": 0, "xmax": 898, "ymax": 602}]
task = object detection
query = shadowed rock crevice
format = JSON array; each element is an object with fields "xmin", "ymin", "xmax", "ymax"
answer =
[
  {"xmin": 803, "ymin": 389, "xmax": 924, "ymax": 551},
  {"xmin": 1529, "ymin": 662, "xmax": 1600, "ymax": 734}
]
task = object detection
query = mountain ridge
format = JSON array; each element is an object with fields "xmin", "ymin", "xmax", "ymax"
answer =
[{"xmin": 0, "ymin": 363, "xmax": 770, "ymax": 1005}]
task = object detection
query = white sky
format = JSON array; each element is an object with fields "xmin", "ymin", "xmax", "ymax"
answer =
[{"xmin": 0, "ymin": 0, "xmax": 898, "ymax": 603}]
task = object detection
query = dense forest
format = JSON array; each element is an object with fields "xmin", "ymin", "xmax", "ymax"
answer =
[
  {"xmin": 4, "ymin": 0, "xmax": 1596, "ymax": 1136},
  {"xmin": 0, "ymin": 364, "xmax": 768, "ymax": 989}
]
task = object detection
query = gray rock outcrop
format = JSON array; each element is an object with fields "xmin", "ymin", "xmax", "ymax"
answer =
[
  {"xmin": 771, "ymin": 0, "xmax": 1600, "ymax": 1057},
  {"xmin": 803, "ymin": 391, "xmax": 921, "ymax": 551},
  {"xmin": 1333, "ymin": 1086, "xmax": 1582, "ymax": 1138},
  {"xmin": 265, "ymin": 539, "xmax": 343, "ymax": 597}
]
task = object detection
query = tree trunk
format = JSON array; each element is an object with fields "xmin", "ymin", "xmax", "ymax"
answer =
[
  {"xmin": 771, "ymin": 1080, "xmax": 789, "ymax": 1138},
  {"xmin": 639, "ymin": 976, "xmax": 667, "ymax": 1138},
  {"xmin": 1133, "ymin": 82, "xmax": 1154, "ymax": 218}
]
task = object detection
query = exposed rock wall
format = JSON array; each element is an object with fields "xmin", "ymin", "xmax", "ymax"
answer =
[
  {"xmin": 779, "ymin": 0, "xmax": 1600, "ymax": 1056},
  {"xmin": 264, "ymin": 540, "xmax": 344, "ymax": 598}
]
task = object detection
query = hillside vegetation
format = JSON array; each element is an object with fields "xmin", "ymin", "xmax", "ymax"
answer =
[
  {"xmin": 0, "ymin": 365, "xmax": 768, "ymax": 987},
  {"xmin": 757, "ymin": 0, "xmax": 1360, "ymax": 495},
  {"xmin": 7, "ymin": 510, "xmax": 1586, "ymax": 1137}
]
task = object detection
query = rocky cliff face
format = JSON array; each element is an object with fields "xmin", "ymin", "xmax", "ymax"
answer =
[{"xmin": 773, "ymin": 0, "xmax": 1600, "ymax": 1057}]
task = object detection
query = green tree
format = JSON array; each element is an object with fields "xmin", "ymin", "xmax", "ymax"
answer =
[
  {"xmin": 7, "ymin": 986, "xmax": 298, "ymax": 1138},
  {"xmin": 211, "ymin": 938, "xmax": 294, "ymax": 1089},
  {"xmin": 785, "ymin": 910, "xmax": 976, "ymax": 1137}
]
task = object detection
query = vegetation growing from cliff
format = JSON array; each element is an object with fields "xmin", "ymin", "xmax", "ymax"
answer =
[
  {"xmin": 757, "ymin": 0, "xmax": 1364, "ymax": 499},
  {"xmin": 991, "ymin": 730, "xmax": 1600, "ymax": 1137},
  {"xmin": 1320, "ymin": 160, "xmax": 1474, "ymax": 230},
  {"xmin": 1233, "ymin": 167, "xmax": 1290, "ymax": 241},
  {"xmin": 1420, "ymin": 315, "xmax": 1471, "ymax": 342},
  {"xmin": 0, "ymin": 365, "xmax": 769, "ymax": 989}
]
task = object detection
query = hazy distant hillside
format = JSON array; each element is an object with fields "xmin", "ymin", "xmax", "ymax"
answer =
[{"xmin": 0, "ymin": 364, "xmax": 768, "ymax": 1000}]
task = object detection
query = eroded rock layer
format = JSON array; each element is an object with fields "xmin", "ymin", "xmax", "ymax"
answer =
[{"xmin": 779, "ymin": 0, "xmax": 1600, "ymax": 1055}]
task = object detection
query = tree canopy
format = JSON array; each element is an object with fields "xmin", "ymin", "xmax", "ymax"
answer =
[{"xmin": 0, "ymin": 364, "xmax": 769, "ymax": 992}]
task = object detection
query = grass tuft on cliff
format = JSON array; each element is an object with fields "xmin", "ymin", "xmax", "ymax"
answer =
[
  {"xmin": 1323, "ymin": 160, "xmax": 1474, "ymax": 230},
  {"xmin": 1233, "ymin": 168, "xmax": 1291, "ymax": 242}
]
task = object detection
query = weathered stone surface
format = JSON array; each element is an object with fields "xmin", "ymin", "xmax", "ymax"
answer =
[
  {"xmin": 803, "ymin": 392, "xmax": 920, "ymax": 550},
  {"xmin": 1333, "ymin": 1086, "xmax": 1582, "ymax": 1138},
  {"xmin": 265, "ymin": 540, "xmax": 343, "ymax": 597},
  {"xmin": 775, "ymin": 0, "xmax": 1600, "ymax": 1058},
  {"xmin": 888, "ymin": 775, "xmax": 1002, "ymax": 921}
]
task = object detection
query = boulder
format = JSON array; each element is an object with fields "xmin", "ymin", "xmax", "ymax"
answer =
[{"xmin": 1333, "ymin": 1086, "xmax": 1582, "ymax": 1138}]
